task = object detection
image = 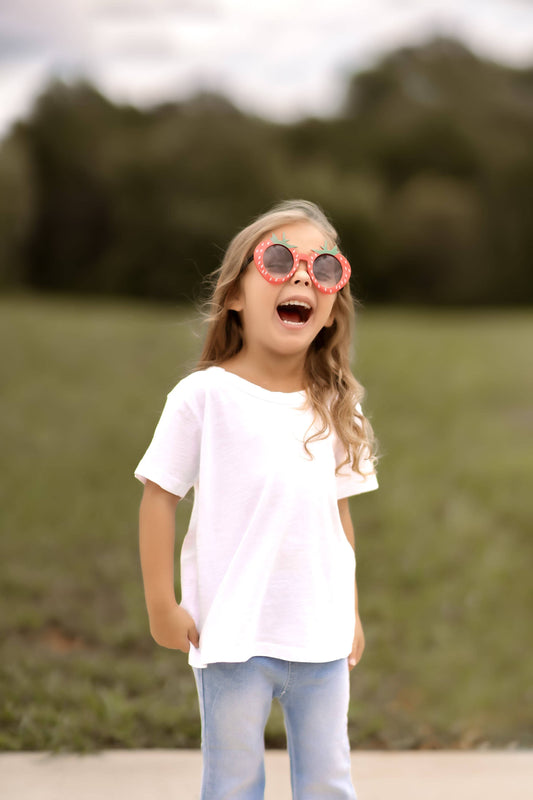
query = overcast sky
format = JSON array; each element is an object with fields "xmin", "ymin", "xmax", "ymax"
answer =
[{"xmin": 1, "ymin": 0, "xmax": 533, "ymax": 139}]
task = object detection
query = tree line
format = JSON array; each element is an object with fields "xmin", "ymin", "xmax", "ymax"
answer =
[{"xmin": 1, "ymin": 37, "xmax": 532, "ymax": 305}]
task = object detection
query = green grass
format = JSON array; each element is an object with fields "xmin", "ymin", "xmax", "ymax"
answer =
[{"xmin": 1, "ymin": 295, "xmax": 532, "ymax": 751}]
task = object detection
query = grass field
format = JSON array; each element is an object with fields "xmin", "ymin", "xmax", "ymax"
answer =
[{"xmin": 0, "ymin": 295, "xmax": 531, "ymax": 751}]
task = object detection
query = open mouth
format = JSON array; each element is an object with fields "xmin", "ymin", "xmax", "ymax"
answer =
[{"xmin": 276, "ymin": 300, "xmax": 312, "ymax": 326}]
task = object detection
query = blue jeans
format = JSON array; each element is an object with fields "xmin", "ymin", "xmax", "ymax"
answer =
[{"xmin": 193, "ymin": 657, "xmax": 356, "ymax": 800}]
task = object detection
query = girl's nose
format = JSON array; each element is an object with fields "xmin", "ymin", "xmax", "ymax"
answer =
[{"xmin": 292, "ymin": 260, "xmax": 311, "ymax": 287}]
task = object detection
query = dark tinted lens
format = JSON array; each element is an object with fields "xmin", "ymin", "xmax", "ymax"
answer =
[
  {"xmin": 312, "ymin": 254, "xmax": 342, "ymax": 287},
  {"xmin": 263, "ymin": 244, "xmax": 294, "ymax": 277}
]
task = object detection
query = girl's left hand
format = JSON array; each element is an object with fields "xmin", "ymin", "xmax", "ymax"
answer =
[{"xmin": 348, "ymin": 614, "xmax": 365, "ymax": 671}]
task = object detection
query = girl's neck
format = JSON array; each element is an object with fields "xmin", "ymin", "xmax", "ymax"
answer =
[{"xmin": 221, "ymin": 348, "xmax": 307, "ymax": 393}]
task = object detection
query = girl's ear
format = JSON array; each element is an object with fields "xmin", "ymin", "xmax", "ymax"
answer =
[
  {"xmin": 226, "ymin": 282, "xmax": 244, "ymax": 312},
  {"xmin": 323, "ymin": 310, "xmax": 335, "ymax": 328}
]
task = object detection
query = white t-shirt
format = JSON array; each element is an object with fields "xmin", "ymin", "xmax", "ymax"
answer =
[{"xmin": 135, "ymin": 366, "xmax": 378, "ymax": 668}]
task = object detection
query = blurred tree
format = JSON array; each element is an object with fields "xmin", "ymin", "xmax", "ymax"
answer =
[
  {"xmin": 0, "ymin": 135, "xmax": 32, "ymax": 287},
  {"xmin": 14, "ymin": 83, "xmax": 282, "ymax": 302},
  {"xmin": 383, "ymin": 174, "xmax": 485, "ymax": 303},
  {"xmin": 95, "ymin": 93, "xmax": 283, "ymax": 301},
  {"xmin": 2, "ymin": 37, "xmax": 532, "ymax": 304},
  {"xmin": 340, "ymin": 37, "xmax": 533, "ymax": 303},
  {"xmin": 479, "ymin": 157, "xmax": 533, "ymax": 304},
  {"xmin": 18, "ymin": 82, "xmax": 114, "ymax": 292}
]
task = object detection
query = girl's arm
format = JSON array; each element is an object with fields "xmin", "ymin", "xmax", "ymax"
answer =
[
  {"xmin": 139, "ymin": 479, "xmax": 199, "ymax": 652},
  {"xmin": 338, "ymin": 497, "xmax": 365, "ymax": 671}
]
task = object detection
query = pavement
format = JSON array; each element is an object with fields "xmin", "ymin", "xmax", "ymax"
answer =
[{"xmin": 1, "ymin": 749, "xmax": 532, "ymax": 799}]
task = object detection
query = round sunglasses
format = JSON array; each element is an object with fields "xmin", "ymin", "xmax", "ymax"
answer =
[{"xmin": 246, "ymin": 233, "xmax": 351, "ymax": 294}]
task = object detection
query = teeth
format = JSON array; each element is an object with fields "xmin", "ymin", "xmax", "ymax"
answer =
[{"xmin": 280, "ymin": 300, "xmax": 311, "ymax": 309}]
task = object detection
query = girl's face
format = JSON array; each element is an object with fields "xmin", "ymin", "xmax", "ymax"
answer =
[{"xmin": 228, "ymin": 220, "xmax": 338, "ymax": 360}]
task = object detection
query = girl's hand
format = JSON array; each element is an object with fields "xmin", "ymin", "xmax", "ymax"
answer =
[
  {"xmin": 348, "ymin": 613, "xmax": 365, "ymax": 671},
  {"xmin": 149, "ymin": 604, "xmax": 200, "ymax": 652}
]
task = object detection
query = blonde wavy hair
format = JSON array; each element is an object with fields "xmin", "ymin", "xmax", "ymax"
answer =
[{"xmin": 197, "ymin": 199, "xmax": 377, "ymax": 476}]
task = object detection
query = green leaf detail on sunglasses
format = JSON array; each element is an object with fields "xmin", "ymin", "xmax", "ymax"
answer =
[
  {"xmin": 312, "ymin": 241, "xmax": 340, "ymax": 256},
  {"xmin": 271, "ymin": 232, "xmax": 298, "ymax": 249}
]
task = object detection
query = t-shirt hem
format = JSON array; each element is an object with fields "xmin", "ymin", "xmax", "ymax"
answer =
[
  {"xmin": 188, "ymin": 641, "xmax": 352, "ymax": 669},
  {"xmin": 337, "ymin": 474, "xmax": 379, "ymax": 499},
  {"xmin": 134, "ymin": 468, "xmax": 192, "ymax": 498}
]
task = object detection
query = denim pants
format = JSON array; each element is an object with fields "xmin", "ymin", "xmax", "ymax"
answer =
[{"xmin": 192, "ymin": 656, "xmax": 357, "ymax": 800}]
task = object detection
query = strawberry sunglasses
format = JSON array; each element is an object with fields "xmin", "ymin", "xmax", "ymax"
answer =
[{"xmin": 246, "ymin": 233, "xmax": 351, "ymax": 294}]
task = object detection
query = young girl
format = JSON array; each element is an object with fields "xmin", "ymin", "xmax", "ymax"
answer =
[{"xmin": 135, "ymin": 199, "xmax": 378, "ymax": 799}]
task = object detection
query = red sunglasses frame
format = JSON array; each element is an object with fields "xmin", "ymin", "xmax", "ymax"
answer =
[{"xmin": 248, "ymin": 234, "xmax": 351, "ymax": 295}]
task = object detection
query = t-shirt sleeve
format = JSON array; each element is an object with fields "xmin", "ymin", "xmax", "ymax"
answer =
[
  {"xmin": 134, "ymin": 381, "xmax": 201, "ymax": 497},
  {"xmin": 334, "ymin": 404, "xmax": 379, "ymax": 499}
]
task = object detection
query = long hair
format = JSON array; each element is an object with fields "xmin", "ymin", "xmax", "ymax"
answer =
[{"xmin": 197, "ymin": 199, "xmax": 377, "ymax": 476}]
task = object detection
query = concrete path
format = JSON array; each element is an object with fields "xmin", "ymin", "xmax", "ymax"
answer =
[{"xmin": 1, "ymin": 750, "xmax": 532, "ymax": 799}]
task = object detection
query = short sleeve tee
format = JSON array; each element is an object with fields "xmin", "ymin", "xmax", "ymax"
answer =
[{"xmin": 135, "ymin": 366, "xmax": 378, "ymax": 667}]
